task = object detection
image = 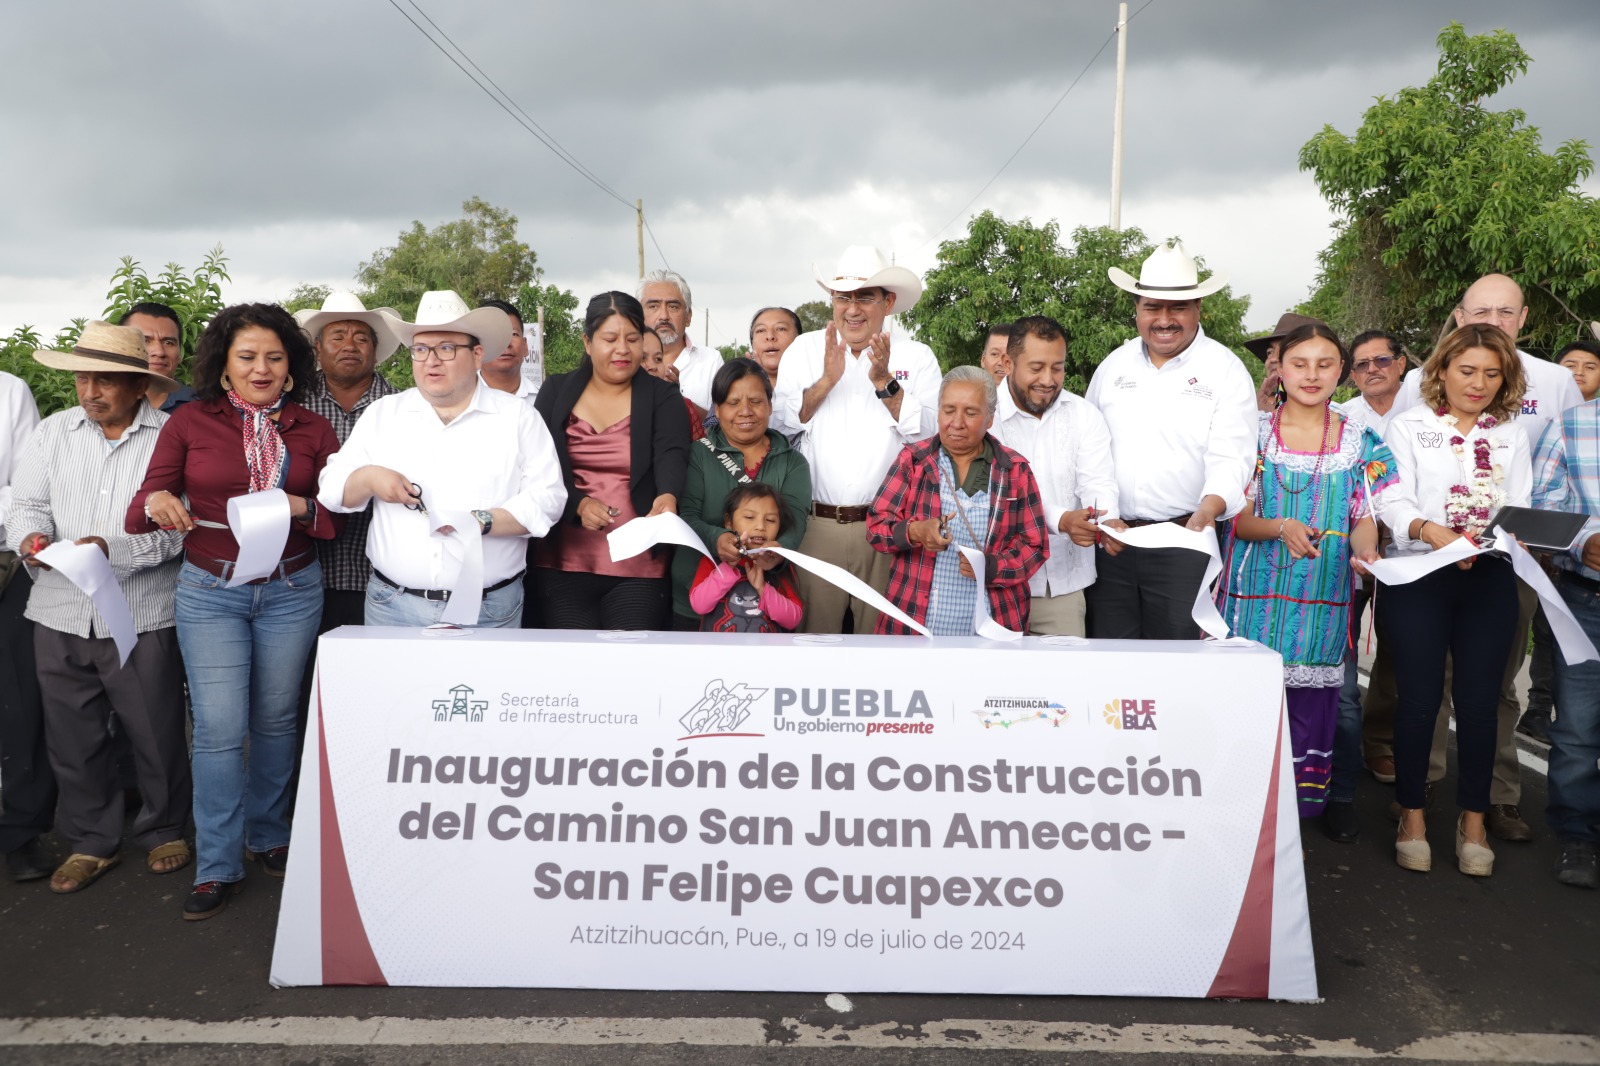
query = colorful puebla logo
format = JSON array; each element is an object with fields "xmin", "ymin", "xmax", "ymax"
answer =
[
  {"xmin": 679, "ymin": 679, "xmax": 768, "ymax": 739},
  {"xmin": 973, "ymin": 699, "xmax": 1069, "ymax": 729},
  {"xmin": 433, "ymin": 684, "xmax": 488, "ymax": 723},
  {"xmin": 1102, "ymin": 698, "xmax": 1157, "ymax": 731}
]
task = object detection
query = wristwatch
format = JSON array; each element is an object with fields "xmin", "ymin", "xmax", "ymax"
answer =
[
  {"xmin": 874, "ymin": 378, "xmax": 901, "ymax": 399},
  {"xmin": 472, "ymin": 509, "xmax": 494, "ymax": 536}
]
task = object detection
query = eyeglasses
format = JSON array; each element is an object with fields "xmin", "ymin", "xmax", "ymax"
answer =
[
  {"xmin": 832, "ymin": 291, "xmax": 884, "ymax": 308},
  {"xmin": 410, "ymin": 342, "xmax": 472, "ymax": 361},
  {"xmin": 1352, "ymin": 356, "xmax": 1398, "ymax": 374}
]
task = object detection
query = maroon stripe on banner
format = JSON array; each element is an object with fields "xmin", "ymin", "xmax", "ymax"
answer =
[
  {"xmin": 319, "ymin": 677, "xmax": 388, "ymax": 986},
  {"xmin": 1205, "ymin": 696, "xmax": 1284, "ymax": 999}
]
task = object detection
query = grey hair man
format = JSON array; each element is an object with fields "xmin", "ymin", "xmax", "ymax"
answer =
[{"xmin": 638, "ymin": 270, "xmax": 721, "ymax": 412}]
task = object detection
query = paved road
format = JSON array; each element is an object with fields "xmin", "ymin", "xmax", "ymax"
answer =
[{"xmin": 2, "ymin": 662, "xmax": 1596, "ymax": 1064}]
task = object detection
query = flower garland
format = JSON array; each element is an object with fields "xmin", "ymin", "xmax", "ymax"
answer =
[{"xmin": 1432, "ymin": 407, "xmax": 1505, "ymax": 539}]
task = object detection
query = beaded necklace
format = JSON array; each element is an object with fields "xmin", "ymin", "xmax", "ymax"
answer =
[{"xmin": 1262, "ymin": 404, "xmax": 1334, "ymax": 568}]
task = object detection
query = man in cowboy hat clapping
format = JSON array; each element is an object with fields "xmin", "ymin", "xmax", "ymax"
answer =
[
  {"xmin": 7, "ymin": 321, "xmax": 193, "ymax": 894},
  {"xmin": 772, "ymin": 245, "xmax": 942, "ymax": 634},
  {"xmin": 1085, "ymin": 240, "xmax": 1257, "ymax": 639}
]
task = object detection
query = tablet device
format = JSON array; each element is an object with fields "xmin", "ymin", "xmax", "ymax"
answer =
[{"xmin": 1481, "ymin": 506, "xmax": 1591, "ymax": 552}]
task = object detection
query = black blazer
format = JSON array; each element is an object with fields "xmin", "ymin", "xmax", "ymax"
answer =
[{"xmin": 534, "ymin": 360, "xmax": 692, "ymax": 528}]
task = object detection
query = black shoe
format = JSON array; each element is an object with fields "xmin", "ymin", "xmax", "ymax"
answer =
[
  {"xmin": 1515, "ymin": 711, "xmax": 1552, "ymax": 745},
  {"xmin": 1488, "ymin": 804, "xmax": 1534, "ymax": 842},
  {"xmin": 1321, "ymin": 801, "xmax": 1360, "ymax": 843},
  {"xmin": 183, "ymin": 881, "xmax": 238, "ymax": 921},
  {"xmin": 4, "ymin": 839, "xmax": 52, "ymax": 882},
  {"xmin": 248, "ymin": 846, "xmax": 288, "ymax": 878},
  {"xmin": 1555, "ymin": 839, "xmax": 1599, "ymax": 889}
]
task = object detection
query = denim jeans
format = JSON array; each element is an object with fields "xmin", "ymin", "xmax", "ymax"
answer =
[
  {"xmin": 1549, "ymin": 579, "xmax": 1600, "ymax": 843},
  {"xmin": 175, "ymin": 559, "xmax": 323, "ymax": 885},
  {"xmin": 1329, "ymin": 586, "xmax": 1371, "ymax": 805},
  {"xmin": 364, "ymin": 572, "xmax": 523, "ymax": 628}
]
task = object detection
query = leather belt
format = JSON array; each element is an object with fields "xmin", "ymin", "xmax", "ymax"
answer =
[
  {"xmin": 373, "ymin": 568, "xmax": 524, "ymax": 602},
  {"xmin": 186, "ymin": 550, "xmax": 316, "ymax": 586},
  {"xmin": 1122, "ymin": 513, "xmax": 1194, "ymax": 529},
  {"xmin": 812, "ymin": 502, "xmax": 870, "ymax": 524}
]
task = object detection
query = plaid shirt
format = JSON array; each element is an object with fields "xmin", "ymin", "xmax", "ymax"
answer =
[
  {"xmin": 1532, "ymin": 401, "xmax": 1600, "ymax": 578},
  {"xmin": 301, "ymin": 371, "xmax": 399, "ymax": 591},
  {"xmin": 867, "ymin": 435, "xmax": 1049, "ymax": 635}
]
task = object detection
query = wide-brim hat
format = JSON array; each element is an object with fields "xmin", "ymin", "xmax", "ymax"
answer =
[
  {"xmin": 1243, "ymin": 312, "xmax": 1328, "ymax": 358},
  {"xmin": 295, "ymin": 292, "xmax": 405, "ymax": 362},
  {"xmin": 379, "ymin": 290, "xmax": 512, "ymax": 359},
  {"xmin": 1108, "ymin": 239, "xmax": 1229, "ymax": 301},
  {"xmin": 32, "ymin": 320, "xmax": 168, "ymax": 379},
  {"xmin": 813, "ymin": 245, "xmax": 923, "ymax": 312}
]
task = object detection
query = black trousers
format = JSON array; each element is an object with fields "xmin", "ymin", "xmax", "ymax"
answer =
[
  {"xmin": 536, "ymin": 569, "xmax": 669, "ymax": 631},
  {"xmin": 1377, "ymin": 556, "xmax": 1518, "ymax": 812},
  {"xmin": 1086, "ymin": 543, "xmax": 1209, "ymax": 640},
  {"xmin": 0, "ymin": 574, "xmax": 55, "ymax": 853}
]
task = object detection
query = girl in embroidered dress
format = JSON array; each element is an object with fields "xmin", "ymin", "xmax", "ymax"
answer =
[
  {"xmin": 1219, "ymin": 324, "xmax": 1398, "ymax": 823},
  {"xmin": 1378, "ymin": 324, "xmax": 1530, "ymax": 878},
  {"xmin": 689, "ymin": 483, "xmax": 803, "ymax": 633}
]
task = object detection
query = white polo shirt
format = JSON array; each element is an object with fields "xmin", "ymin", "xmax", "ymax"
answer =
[
  {"xmin": 1391, "ymin": 349, "xmax": 1580, "ymax": 449},
  {"xmin": 771, "ymin": 327, "xmax": 941, "ymax": 506},
  {"xmin": 1334, "ymin": 394, "xmax": 1401, "ymax": 437},
  {"xmin": 1085, "ymin": 327, "xmax": 1257, "ymax": 521},
  {"xmin": 318, "ymin": 382, "xmax": 566, "ymax": 590}
]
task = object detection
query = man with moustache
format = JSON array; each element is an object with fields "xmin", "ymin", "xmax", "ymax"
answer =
[
  {"xmin": 1085, "ymin": 240, "xmax": 1256, "ymax": 639},
  {"xmin": 477, "ymin": 299, "xmax": 539, "ymax": 405},
  {"xmin": 639, "ymin": 270, "xmax": 722, "ymax": 413},
  {"xmin": 749, "ymin": 306, "xmax": 802, "ymax": 390},
  {"xmin": 772, "ymin": 245, "xmax": 941, "ymax": 634},
  {"xmin": 118, "ymin": 302, "xmax": 194, "ymax": 413},
  {"xmin": 990, "ymin": 316, "xmax": 1120, "ymax": 636},
  {"xmin": 979, "ymin": 323, "xmax": 1012, "ymax": 385}
]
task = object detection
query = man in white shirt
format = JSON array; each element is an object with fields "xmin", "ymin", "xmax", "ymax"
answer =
[
  {"xmin": 1085, "ymin": 240, "xmax": 1257, "ymax": 639},
  {"xmin": 639, "ymin": 271, "xmax": 721, "ymax": 413},
  {"xmin": 477, "ymin": 299, "xmax": 539, "ymax": 406},
  {"xmin": 990, "ymin": 316, "xmax": 1120, "ymax": 636},
  {"xmin": 772, "ymin": 245, "xmax": 941, "ymax": 633},
  {"xmin": 318, "ymin": 291, "xmax": 566, "ymax": 628},
  {"xmin": 1389, "ymin": 273, "xmax": 1579, "ymax": 842},
  {"xmin": 1336, "ymin": 330, "xmax": 1408, "ymax": 437}
]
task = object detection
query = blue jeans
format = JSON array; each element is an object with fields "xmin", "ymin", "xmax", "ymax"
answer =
[
  {"xmin": 1330, "ymin": 585, "xmax": 1372, "ymax": 805},
  {"xmin": 175, "ymin": 559, "xmax": 323, "ymax": 885},
  {"xmin": 364, "ymin": 572, "xmax": 523, "ymax": 628},
  {"xmin": 1549, "ymin": 579, "xmax": 1600, "ymax": 844}
]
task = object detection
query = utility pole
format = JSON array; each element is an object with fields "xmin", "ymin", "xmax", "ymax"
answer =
[
  {"xmin": 1108, "ymin": 2, "xmax": 1128, "ymax": 230},
  {"xmin": 635, "ymin": 198, "xmax": 645, "ymax": 279}
]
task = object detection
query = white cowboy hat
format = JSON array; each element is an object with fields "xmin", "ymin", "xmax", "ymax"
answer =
[
  {"xmin": 1108, "ymin": 239, "xmax": 1229, "ymax": 300},
  {"xmin": 813, "ymin": 245, "xmax": 923, "ymax": 311},
  {"xmin": 379, "ymin": 290, "xmax": 513, "ymax": 359},
  {"xmin": 295, "ymin": 292, "xmax": 405, "ymax": 362},
  {"xmin": 32, "ymin": 320, "xmax": 169, "ymax": 379}
]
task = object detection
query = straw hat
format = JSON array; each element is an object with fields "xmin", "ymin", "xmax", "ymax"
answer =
[
  {"xmin": 1243, "ymin": 312, "xmax": 1327, "ymax": 359},
  {"xmin": 295, "ymin": 292, "xmax": 404, "ymax": 361},
  {"xmin": 32, "ymin": 321, "xmax": 168, "ymax": 378},
  {"xmin": 380, "ymin": 290, "xmax": 512, "ymax": 358},
  {"xmin": 1108, "ymin": 239, "xmax": 1229, "ymax": 301},
  {"xmin": 813, "ymin": 245, "xmax": 923, "ymax": 311}
]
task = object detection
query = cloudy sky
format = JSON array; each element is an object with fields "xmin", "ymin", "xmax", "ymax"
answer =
[{"xmin": 2, "ymin": 1, "xmax": 1595, "ymax": 346}]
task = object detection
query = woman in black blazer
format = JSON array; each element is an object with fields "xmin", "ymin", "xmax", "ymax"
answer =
[{"xmin": 532, "ymin": 291, "xmax": 691, "ymax": 629}]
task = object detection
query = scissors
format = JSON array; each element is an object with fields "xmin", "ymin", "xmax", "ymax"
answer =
[{"xmin": 403, "ymin": 483, "xmax": 429, "ymax": 516}]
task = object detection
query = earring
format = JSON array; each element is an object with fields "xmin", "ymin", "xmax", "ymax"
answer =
[
  {"xmin": 220, "ymin": 373, "xmax": 234, "ymax": 392},
  {"xmin": 283, "ymin": 374, "xmax": 295, "ymax": 394}
]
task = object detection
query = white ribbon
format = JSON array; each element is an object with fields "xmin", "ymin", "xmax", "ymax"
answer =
[
  {"xmin": 431, "ymin": 510, "xmax": 486, "ymax": 626},
  {"xmin": 34, "ymin": 542, "xmax": 138, "ymax": 665},
  {"xmin": 1367, "ymin": 531, "xmax": 1600, "ymax": 665},
  {"xmin": 956, "ymin": 545, "xmax": 1022, "ymax": 641},
  {"xmin": 1097, "ymin": 521, "xmax": 1230, "ymax": 639},
  {"xmin": 225, "ymin": 489, "xmax": 291, "ymax": 587},
  {"xmin": 607, "ymin": 512, "xmax": 933, "ymax": 637}
]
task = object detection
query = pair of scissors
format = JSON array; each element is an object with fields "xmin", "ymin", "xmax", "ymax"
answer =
[{"xmin": 404, "ymin": 483, "xmax": 428, "ymax": 516}]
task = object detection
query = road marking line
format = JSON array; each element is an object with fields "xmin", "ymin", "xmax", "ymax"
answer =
[{"xmin": 1, "ymin": 1016, "xmax": 1597, "ymax": 1061}]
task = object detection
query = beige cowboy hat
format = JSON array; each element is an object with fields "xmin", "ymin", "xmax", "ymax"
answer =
[
  {"xmin": 295, "ymin": 292, "xmax": 405, "ymax": 362},
  {"xmin": 32, "ymin": 321, "xmax": 169, "ymax": 379},
  {"xmin": 379, "ymin": 290, "xmax": 513, "ymax": 358},
  {"xmin": 813, "ymin": 245, "xmax": 923, "ymax": 311},
  {"xmin": 1108, "ymin": 239, "xmax": 1229, "ymax": 301}
]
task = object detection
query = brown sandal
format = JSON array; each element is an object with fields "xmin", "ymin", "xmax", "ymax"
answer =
[
  {"xmin": 49, "ymin": 853, "xmax": 121, "ymax": 894},
  {"xmin": 147, "ymin": 839, "xmax": 192, "ymax": 875}
]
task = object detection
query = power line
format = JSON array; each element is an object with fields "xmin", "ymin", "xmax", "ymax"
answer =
[
  {"xmin": 641, "ymin": 216, "xmax": 674, "ymax": 274},
  {"xmin": 920, "ymin": 0, "xmax": 1158, "ymax": 251}
]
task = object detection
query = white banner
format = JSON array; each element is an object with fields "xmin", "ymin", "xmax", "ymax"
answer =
[
  {"xmin": 1098, "ymin": 522, "xmax": 1228, "ymax": 639},
  {"xmin": 271, "ymin": 630, "xmax": 1315, "ymax": 1000},
  {"xmin": 225, "ymin": 489, "xmax": 291, "ymax": 586}
]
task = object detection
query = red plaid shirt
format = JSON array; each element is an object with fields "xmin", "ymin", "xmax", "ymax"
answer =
[{"xmin": 867, "ymin": 435, "xmax": 1049, "ymax": 635}]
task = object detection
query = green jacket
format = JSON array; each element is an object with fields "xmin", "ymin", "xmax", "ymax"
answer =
[{"xmin": 672, "ymin": 427, "xmax": 812, "ymax": 621}]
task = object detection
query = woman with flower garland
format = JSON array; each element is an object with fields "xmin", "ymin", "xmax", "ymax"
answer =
[
  {"xmin": 1218, "ymin": 323, "xmax": 1397, "ymax": 824},
  {"xmin": 1379, "ymin": 324, "xmax": 1531, "ymax": 877}
]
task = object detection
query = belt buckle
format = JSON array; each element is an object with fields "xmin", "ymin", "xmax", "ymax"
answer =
[{"xmin": 837, "ymin": 509, "xmax": 851, "ymax": 525}]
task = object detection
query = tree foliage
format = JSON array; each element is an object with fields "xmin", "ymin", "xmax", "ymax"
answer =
[
  {"xmin": 356, "ymin": 197, "xmax": 541, "ymax": 322},
  {"xmin": 1299, "ymin": 23, "xmax": 1600, "ymax": 353},
  {"xmin": 795, "ymin": 300, "xmax": 832, "ymax": 335},
  {"xmin": 518, "ymin": 282, "xmax": 585, "ymax": 378},
  {"xmin": 907, "ymin": 212, "xmax": 1254, "ymax": 394}
]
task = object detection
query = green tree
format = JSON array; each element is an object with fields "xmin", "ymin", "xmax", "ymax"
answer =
[
  {"xmin": 717, "ymin": 342, "xmax": 751, "ymax": 361},
  {"xmin": 518, "ymin": 282, "xmax": 585, "ymax": 378},
  {"xmin": 282, "ymin": 283, "xmax": 332, "ymax": 316},
  {"xmin": 795, "ymin": 300, "xmax": 831, "ymax": 335},
  {"xmin": 357, "ymin": 196, "xmax": 541, "ymax": 321},
  {"xmin": 1299, "ymin": 23, "xmax": 1600, "ymax": 353},
  {"xmin": 907, "ymin": 212, "xmax": 1254, "ymax": 394}
]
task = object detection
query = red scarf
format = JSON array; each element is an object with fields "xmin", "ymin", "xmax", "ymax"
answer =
[{"xmin": 225, "ymin": 390, "xmax": 288, "ymax": 493}]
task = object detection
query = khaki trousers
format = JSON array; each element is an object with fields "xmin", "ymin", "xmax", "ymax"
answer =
[
  {"xmin": 1028, "ymin": 589, "xmax": 1087, "ymax": 637},
  {"xmin": 797, "ymin": 515, "xmax": 893, "ymax": 635}
]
